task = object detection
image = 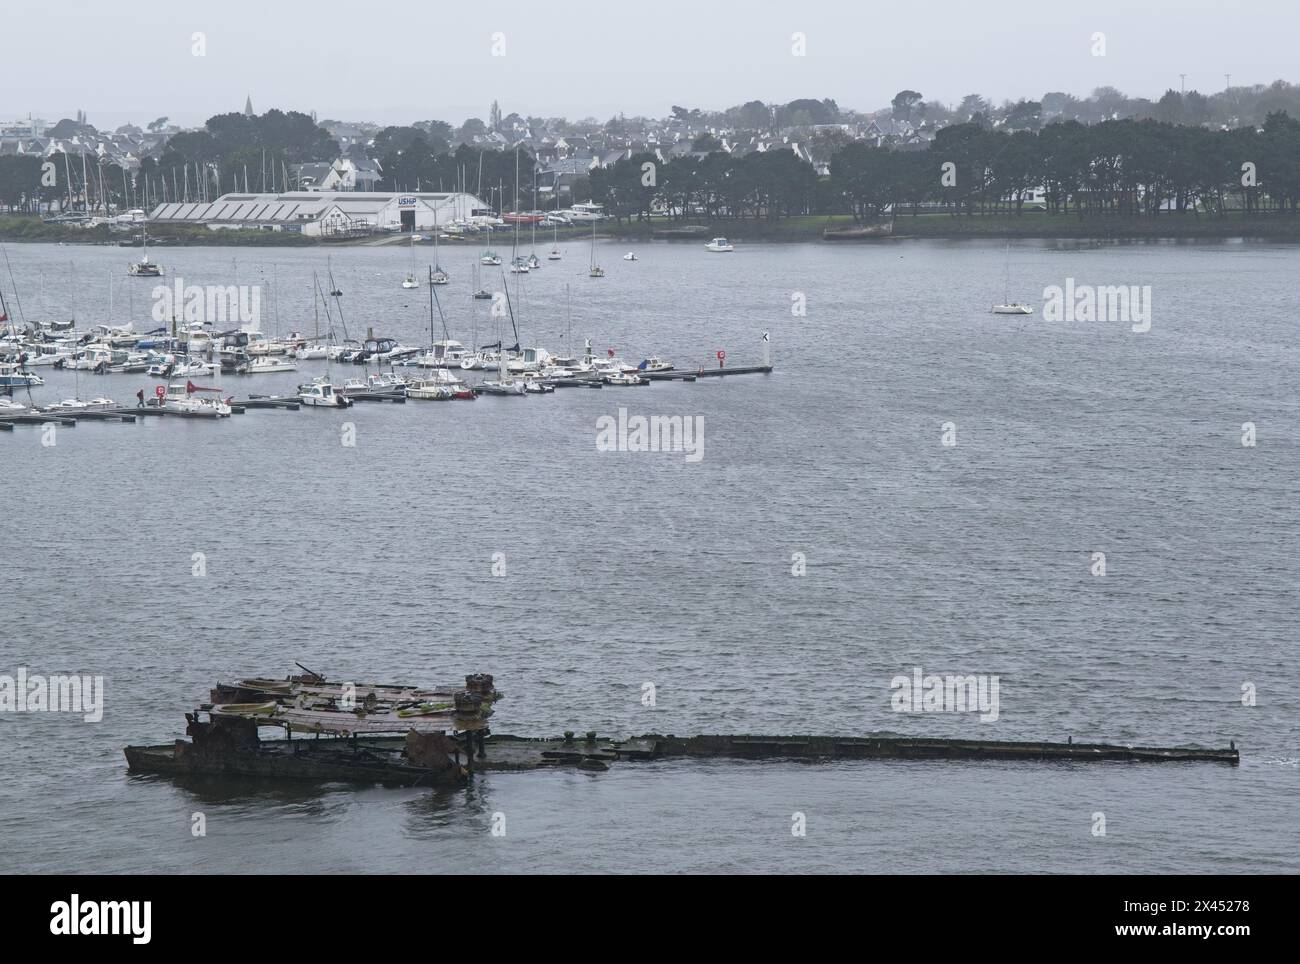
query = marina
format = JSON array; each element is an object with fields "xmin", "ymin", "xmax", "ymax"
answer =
[{"xmin": 1, "ymin": 239, "xmax": 774, "ymax": 430}]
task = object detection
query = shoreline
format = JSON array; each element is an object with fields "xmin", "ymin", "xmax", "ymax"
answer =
[{"xmin": 5, "ymin": 213, "xmax": 1300, "ymax": 246}]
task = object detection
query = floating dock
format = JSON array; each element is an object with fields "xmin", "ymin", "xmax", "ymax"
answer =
[{"xmin": 4, "ymin": 347, "xmax": 773, "ymax": 433}]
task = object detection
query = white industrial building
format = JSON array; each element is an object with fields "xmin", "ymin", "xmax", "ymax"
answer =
[{"xmin": 147, "ymin": 191, "xmax": 491, "ymax": 236}]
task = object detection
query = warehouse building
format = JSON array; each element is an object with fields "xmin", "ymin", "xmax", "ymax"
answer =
[{"xmin": 147, "ymin": 191, "xmax": 491, "ymax": 237}]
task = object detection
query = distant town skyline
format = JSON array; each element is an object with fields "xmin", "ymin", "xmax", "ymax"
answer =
[{"xmin": 2, "ymin": 0, "xmax": 1295, "ymax": 130}]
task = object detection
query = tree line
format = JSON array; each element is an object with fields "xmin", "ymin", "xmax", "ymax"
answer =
[
  {"xmin": 4, "ymin": 108, "xmax": 1299, "ymax": 222},
  {"xmin": 586, "ymin": 112, "xmax": 1300, "ymax": 222}
]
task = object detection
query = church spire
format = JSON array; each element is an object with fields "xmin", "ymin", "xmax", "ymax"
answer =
[{"xmin": 243, "ymin": 95, "xmax": 254, "ymax": 117}]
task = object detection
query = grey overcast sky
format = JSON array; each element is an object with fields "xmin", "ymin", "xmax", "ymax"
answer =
[{"xmin": 1, "ymin": 0, "xmax": 1294, "ymax": 127}]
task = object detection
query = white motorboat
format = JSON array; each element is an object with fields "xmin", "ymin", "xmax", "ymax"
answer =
[
  {"xmin": 405, "ymin": 377, "xmax": 454, "ymax": 400},
  {"xmin": 0, "ymin": 362, "xmax": 44, "ymax": 387},
  {"xmin": 297, "ymin": 378, "xmax": 351, "ymax": 408},
  {"xmin": 248, "ymin": 356, "xmax": 298, "ymax": 374},
  {"xmin": 602, "ymin": 370, "xmax": 647, "ymax": 386},
  {"xmin": 704, "ymin": 238, "xmax": 734, "ymax": 252},
  {"xmin": 623, "ymin": 252, "xmax": 638, "ymax": 261},
  {"xmin": 638, "ymin": 356, "xmax": 674, "ymax": 373},
  {"xmin": 173, "ymin": 357, "xmax": 216, "ymax": 376},
  {"xmin": 416, "ymin": 339, "xmax": 474, "ymax": 368},
  {"xmin": 0, "ymin": 397, "xmax": 25, "ymax": 415},
  {"xmin": 564, "ymin": 203, "xmax": 605, "ymax": 223},
  {"xmin": 477, "ymin": 378, "xmax": 527, "ymax": 396}
]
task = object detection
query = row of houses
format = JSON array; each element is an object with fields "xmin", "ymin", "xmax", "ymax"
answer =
[{"xmin": 0, "ymin": 114, "xmax": 173, "ymax": 173}]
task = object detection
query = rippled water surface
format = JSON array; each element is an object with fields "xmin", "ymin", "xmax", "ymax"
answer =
[{"xmin": 2, "ymin": 237, "xmax": 1297, "ymax": 873}]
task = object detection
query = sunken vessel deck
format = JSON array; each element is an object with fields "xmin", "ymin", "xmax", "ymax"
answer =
[{"xmin": 123, "ymin": 670, "xmax": 1240, "ymax": 789}]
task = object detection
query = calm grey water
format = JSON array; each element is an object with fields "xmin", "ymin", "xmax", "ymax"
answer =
[{"xmin": 2, "ymin": 237, "xmax": 1297, "ymax": 874}]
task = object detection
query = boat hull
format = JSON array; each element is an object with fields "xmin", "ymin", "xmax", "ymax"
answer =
[{"xmin": 124, "ymin": 740, "xmax": 469, "ymax": 787}]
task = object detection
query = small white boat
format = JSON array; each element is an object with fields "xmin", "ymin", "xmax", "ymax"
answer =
[
  {"xmin": 45, "ymin": 396, "xmax": 118, "ymax": 412},
  {"xmin": 248, "ymin": 356, "xmax": 298, "ymax": 374},
  {"xmin": 406, "ymin": 377, "xmax": 455, "ymax": 400},
  {"xmin": 162, "ymin": 381, "xmax": 231, "ymax": 418},
  {"xmin": 991, "ymin": 243, "xmax": 1033, "ymax": 315},
  {"xmin": 547, "ymin": 247, "xmax": 562, "ymax": 261},
  {"xmin": 430, "ymin": 267, "xmax": 449, "ymax": 285},
  {"xmin": 127, "ymin": 256, "xmax": 162, "ymax": 277},
  {"xmin": 341, "ymin": 372, "xmax": 406, "ymax": 396},
  {"xmin": 704, "ymin": 238, "xmax": 734, "ymax": 252},
  {"xmin": 480, "ymin": 252, "xmax": 502, "ymax": 266},
  {"xmin": 589, "ymin": 266, "xmax": 605, "ymax": 278},
  {"xmin": 0, "ymin": 362, "xmax": 44, "ymax": 387},
  {"xmin": 477, "ymin": 372, "xmax": 527, "ymax": 395},
  {"xmin": 603, "ymin": 371, "xmax": 647, "ymax": 386},
  {"xmin": 172, "ymin": 358, "xmax": 214, "ymax": 377},
  {"xmin": 297, "ymin": 378, "xmax": 351, "ymax": 408},
  {"xmin": 127, "ymin": 223, "xmax": 163, "ymax": 276},
  {"xmin": 623, "ymin": 252, "xmax": 638, "ymax": 261},
  {"xmin": 401, "ymin": 274, "xmax": 420, "ymax": 289},
  {"xmin": 0, "ymin": 398, "xmax": 28, "ymax": 414},
  {"xmin": 416, "ymin": 340, "xmax": 473, "ymax": 368}
]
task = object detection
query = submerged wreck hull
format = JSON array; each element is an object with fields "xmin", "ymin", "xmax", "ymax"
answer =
[
  {"xmin": 124, "ymin": 739, "xmax": 470, "ymax": 787},
  {"xmin": 124, "ymin": 672, "xmax": 1237, "ymax": 790},
  {"xmin": 124, "ymin": 731, "xmax": 1239, "ymax": 788},
  {"xmin": 645, "ymin": 734, "xmax": 1240, "ymax": 765}
]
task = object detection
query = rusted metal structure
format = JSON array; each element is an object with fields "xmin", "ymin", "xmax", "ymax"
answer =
[{"xmin": 123, "ymin": 670, "xmax": 1240, "ymax": 788}]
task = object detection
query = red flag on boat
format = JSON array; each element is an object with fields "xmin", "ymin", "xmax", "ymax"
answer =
[
  {"xmin": 186, "ymin": 380, "xmax": 197, "ymax": 394},
  {"xmin": 607, "ymin": 348, "xmax": 616, "ymax": 357}
]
